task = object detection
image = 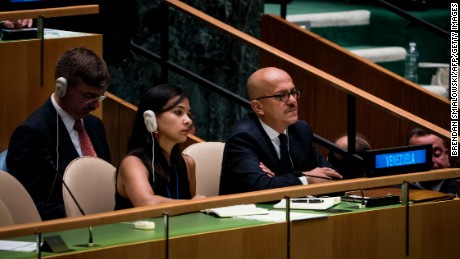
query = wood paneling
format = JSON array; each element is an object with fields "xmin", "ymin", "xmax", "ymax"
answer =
[
  {"xmin": 260, "ymin": 14, "xmax": 450, "ymax": 154},
  {"xmin": 0, "ymin": 35, "xmax": 102, "ymax": 151},
  {"xmin": 162, "ymin": 0, "xmax": 449, "ymax": 152}
]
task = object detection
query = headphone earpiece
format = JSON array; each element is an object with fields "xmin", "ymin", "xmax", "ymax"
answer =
[
  {"xmin": 55, "ymin": 77, "xmax": 68, "ymax": 98},
  {"xmin": 143, "ymin": 110, "xmax": 158, "ymax": 133},
  {"xmin": 143, "ymin": 110, "xmax": 157, "ymax": 184}
]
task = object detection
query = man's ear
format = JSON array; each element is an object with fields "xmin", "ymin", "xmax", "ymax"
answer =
[{"xmin": 251, "ymin": 100, "xmax": 264, "ymax": 116}]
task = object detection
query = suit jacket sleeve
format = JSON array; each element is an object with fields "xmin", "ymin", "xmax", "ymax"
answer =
[
  {"xmin": 6, "ymin": 121, "xmax": 68, "ymax": 220},
  {"xmin": 6, "ymin": 100, "xmax": 111, "ymax": 220}
]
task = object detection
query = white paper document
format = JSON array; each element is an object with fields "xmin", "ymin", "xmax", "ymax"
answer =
[
  {"xmin": 0, "ymin": 240, "xmax": 37, "ymax": 252},
  {"xmin": 202, "ymin": 204, "xmax": 269, "ymax": 217},
  {"xmin": 236, "ymin": 210, "xmax": 328, "ymax": 222},
  {"xmin": 44, "ymin": 28, "xmax": 92, "ymax": 39},
  {"xmin": 274, "ymin": 197, "xmax": 341, "ymax": 210}
]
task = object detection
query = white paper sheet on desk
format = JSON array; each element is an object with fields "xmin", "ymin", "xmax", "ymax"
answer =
[
  {"xmin": 44, "ymin": 29, "xmax": 92, "ymax": 39},
  {"xmin": 0, "ymin": 240, "xmax": 37, "ymax": 252},
  {"xmin": 202, "ymin": 204, "xmax": 269, "ymax": 217},
  {"xmin": 236, "ymin": 210, "xmax": 328, "ymax": 222},
  {"xmin": 274, "ymin": 197, "xmax": 339, "ymax": 210}
]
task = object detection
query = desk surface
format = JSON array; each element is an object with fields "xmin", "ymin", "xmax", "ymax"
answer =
[
  {"xmin": 0, "ymin": 200, "xmax": 450, "ymax": 259},
  {"xmin": 1, "ymin": 169, "xmax": 459, "ymax": 258},
  {"xmin": 1, "ymin": 169, "xmax": 459, "ymax": 238}
]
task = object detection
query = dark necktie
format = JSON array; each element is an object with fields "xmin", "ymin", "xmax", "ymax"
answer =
[
  {"xmin": 279, "ymin": 133, "xmax": 292, "ymax": 173},
  {"xmin": 74, "ymin": 120, "xmax": 97, "ymax": 157}
]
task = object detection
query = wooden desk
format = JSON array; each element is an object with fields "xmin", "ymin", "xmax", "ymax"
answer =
[
  {"xmin": 0, "ymin": 169, "xmax": 459, "ymax": 258},
  {"xmin": 0, "ymin": 199, "xmax": 458, "ymax": 259},
  {"xmin": 0, "ymin": 33, "xmax": 102, "ymax": 150}
]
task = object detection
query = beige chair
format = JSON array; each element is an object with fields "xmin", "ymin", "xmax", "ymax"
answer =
[
  {"xmin": 0, "ymin": 170, "xmax": 42, "ymax": 225},
  {"xmin": 182, "ymin": 142, "xmax": 225, "ymax": 197},
  {"xmin": 0, "ymin": 198, "xmax": 14, "ymax": 227},
  {"xmin": 62, "ymin": 157, "xmax": 116, "ymax": 217}
]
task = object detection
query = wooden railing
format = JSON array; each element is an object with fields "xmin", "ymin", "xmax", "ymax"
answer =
[
  {"xmin": 162, "ymin": 0, "xmax": 448, "ymax": 142},
  {"xmin": 260, "ymin": 14, "xmax": 450, "ymax": 153},
  {"xmin": 103, "ymin": 0, "xmax": 451, "ymax": 186},
  {"xmin": 0, "ymin": 5, "xmax": 99, "ymax": 20},
  {"xmin": 0, "ymin": 168, "xmax": 459, "ymax": 239}
]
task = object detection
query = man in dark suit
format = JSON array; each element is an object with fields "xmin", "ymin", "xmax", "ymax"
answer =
[
  {"xmin": 220, "ymin": 67, "xmax": 341, "ymax": 195},
  {"xmin": 6, "ymin": 47, "xmax": 111, "ymax": 220},
  {"xmin": 408, "ymin": 128, "xmax": 457, "ymax": 195}
]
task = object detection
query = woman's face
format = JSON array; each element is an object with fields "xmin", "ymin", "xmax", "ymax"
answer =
[{"xmin": 156, "ymin": 96, "xmax": 192, "ymax": 145}]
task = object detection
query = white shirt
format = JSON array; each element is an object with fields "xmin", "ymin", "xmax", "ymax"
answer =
[
  {"xmin": 50, "ymin": 94, "xmax": 84, "ymax": 156},
  {"xmin": 259, "ymin": 119, "xmax": 308, "ymax": 185}
]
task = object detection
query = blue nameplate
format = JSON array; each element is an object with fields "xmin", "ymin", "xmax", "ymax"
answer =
[{"xmin": 364, "ymin": 144, "xmax": 432, "ymax": 177}]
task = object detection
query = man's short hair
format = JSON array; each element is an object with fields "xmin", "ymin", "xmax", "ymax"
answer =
[
  {"xmin": 55, "ymin": 47, "xmax": 110, "ymax": 89},
  {"xmin": 407, "ymin": 127, "xmax": 447, "ymax": 148}
]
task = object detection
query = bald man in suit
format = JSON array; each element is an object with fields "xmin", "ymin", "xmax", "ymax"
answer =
[{"xmin": 220, "ymin": 67, "xmax": 341, "ymax": 195}]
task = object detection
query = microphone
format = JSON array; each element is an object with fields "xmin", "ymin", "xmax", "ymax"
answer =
[{"xmin": 42, "ymin": 148, "xmax": 94, "ymax": 247}]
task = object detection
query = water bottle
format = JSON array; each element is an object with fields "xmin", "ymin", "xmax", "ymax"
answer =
[{"xmin": 404, "ymin": 42, "xmax": 419, "ymax": 83}]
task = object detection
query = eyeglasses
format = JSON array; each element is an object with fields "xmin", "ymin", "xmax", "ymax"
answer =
[
  {"xmin": 81, "ymin": 92, "xmax": 107, "ymax": 105},
  {"xmin": 254, "ymin": 88, "xmax": 301, "ymax": 102}
]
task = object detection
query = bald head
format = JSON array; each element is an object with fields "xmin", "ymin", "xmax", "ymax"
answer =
[
  {"xmin": 247, "ymin": 67, "xmax": 293, "ymax": 100},
  {"xmin": 247, "ymin": 67, "xmax": 298, "ymax": 133},
  {"xmin": 335, "ymin": 134, "xmax": 371, "ymax": 154}
]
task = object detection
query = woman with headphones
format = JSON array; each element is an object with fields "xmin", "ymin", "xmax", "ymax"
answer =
[{"xmin": 115, "ymin": 84, "xmax": 205, "ymax": 209}]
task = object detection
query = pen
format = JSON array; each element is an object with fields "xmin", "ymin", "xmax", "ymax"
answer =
[{"xmin": 292, "ymin": 198, "xmax": 324, "ymax": 203}]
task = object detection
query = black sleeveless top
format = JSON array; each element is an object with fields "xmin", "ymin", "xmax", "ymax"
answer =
[{"xmin": 115, "ymin": 148, "xmax": 192, "ymax": 210}]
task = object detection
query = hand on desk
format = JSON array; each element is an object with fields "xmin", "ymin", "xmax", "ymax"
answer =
[
  {"xmin": 303, "ymin": 167, "xmax": 342, "ymax": 183},
  {"xmin": 259, "ymin": 162, "xmax": 275, "ymax": 177},
  {"xmin": 258, "ymin": 163, "xmax": 342, "ymax": 182},
  {"xmin": 1, "ymin": 19, "xmax": 33, "ymax": 29}
]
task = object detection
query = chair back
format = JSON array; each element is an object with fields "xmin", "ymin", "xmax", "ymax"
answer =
[
  {"xmin": 0, "ymin": 170, "xmax": 41, "ymax": 225},
  {"xmin": 0, "ymin": 198, "xmax": 14, "ymax": 227},
  {"xmin": 63, "ymin": 157, "xmax": 116, "ymax": 217},
  {"xmin": 182, "ymin": 142, "xmax": 225, "ymax": 197}
]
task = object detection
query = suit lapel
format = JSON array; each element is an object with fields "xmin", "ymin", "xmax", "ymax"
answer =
[{"xmin": 248, "ymin": 113, "xmax": 284, "ymax": 173}]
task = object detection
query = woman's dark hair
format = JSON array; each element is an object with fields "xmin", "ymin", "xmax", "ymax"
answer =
[{"xmin": 127, "ymin": 84, "xmax": 188, "ymax": 182}]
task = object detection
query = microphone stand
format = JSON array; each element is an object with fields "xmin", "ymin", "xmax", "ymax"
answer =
[{"xmin": 43, "ymin": 149, "xmax": 94, "ymax": 247}]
